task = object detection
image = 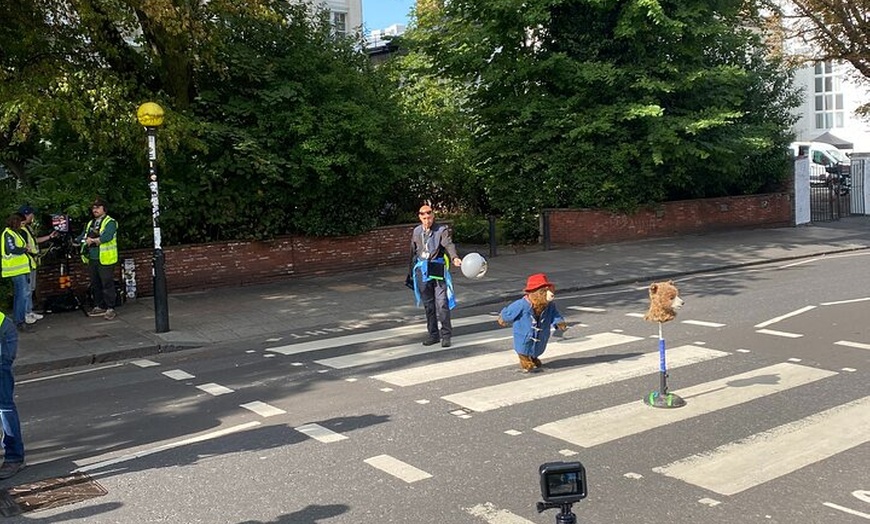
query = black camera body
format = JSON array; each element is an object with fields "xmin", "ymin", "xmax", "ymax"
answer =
[{"xmin": 539, "ymin": 461, "xmax": 587, "ymax": 504}]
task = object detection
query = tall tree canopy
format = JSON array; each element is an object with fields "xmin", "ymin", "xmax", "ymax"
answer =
[
  {"xmin": 410, "ymin": 0, "xmax": 800, "ymax": 222},
  {"xmin": 0, "ymin": 0, "xmax": 427, "ymax": 244}
]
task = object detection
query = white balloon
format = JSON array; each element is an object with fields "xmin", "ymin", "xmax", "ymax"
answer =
[{"xmin": 461, "ymin": 252, "xmax": 488, "ymax": 279}]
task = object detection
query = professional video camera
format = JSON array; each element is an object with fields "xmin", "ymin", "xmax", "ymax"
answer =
[{"xmin": 536, "ymin": 461, "xmax": 587, "ymax": 524}]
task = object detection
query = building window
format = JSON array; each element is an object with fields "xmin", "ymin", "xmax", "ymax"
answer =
[
  {"xmin": 332, "ymin": 11, "xmax": 347, "ymax": 37},
  {"xmin": 813, "ymin": 60, "xmax": 844, "ymax": 129}
]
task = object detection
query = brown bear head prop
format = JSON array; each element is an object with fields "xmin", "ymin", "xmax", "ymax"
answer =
[{"xmin": 644, "ymin": 281, "xmax": 684, "ymax": 323}]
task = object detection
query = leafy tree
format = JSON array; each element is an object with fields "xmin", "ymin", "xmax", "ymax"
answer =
[
  {"xmin": 414, "ymin": 0, "xmax": 800, "ymax": 224},
  {"xmin": 1, "ymin": 0, "xmax": 429, "ymax": 244}
]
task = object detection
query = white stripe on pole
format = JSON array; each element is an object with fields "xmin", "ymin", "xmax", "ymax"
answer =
[
  {"xmin": 534, "ymin": 362, "xmax": 837, "ymax": 447},
  {"xmin": 441, "ymin": 345, "xmax": 728, "ymax": 412},
  {"xmin": 653, "ymin": 395, "xmax": 870, "ymax": 495},
  {"xmin": 373, "ymin": 332, "xmax": 642, "ymax": 386}
]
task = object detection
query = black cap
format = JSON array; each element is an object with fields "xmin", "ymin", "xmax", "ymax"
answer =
[
  {"xmin": 18, "ymin": 205, "xmax": 35, "ymax": 215},
  {"xmin": 92, "ymin": 198, "xmax": 107, "ymax": 208}
]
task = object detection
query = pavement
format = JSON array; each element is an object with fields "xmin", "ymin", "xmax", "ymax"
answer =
[{"xmin": 14, "ymin": 216, "xmax": 870, "ymax": 376}]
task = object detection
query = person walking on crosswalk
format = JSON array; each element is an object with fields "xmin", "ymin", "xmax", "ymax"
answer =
[
  {"xmin": 498, "ymin": 273, "xmax": 568, "ymax": 372},
  {"xmin": 409, "ymin": 204, "xmax": 462, "ymax": 348}
]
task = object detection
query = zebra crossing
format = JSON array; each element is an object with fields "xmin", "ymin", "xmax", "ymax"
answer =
[{"xmin": 261, "ymin": 317, "xmax": 868, "ymax": 503}]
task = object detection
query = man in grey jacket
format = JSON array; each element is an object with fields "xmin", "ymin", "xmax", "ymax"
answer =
[{"xmin": 409, "ymin": 205, "xmax": 462, "ymax": 348}]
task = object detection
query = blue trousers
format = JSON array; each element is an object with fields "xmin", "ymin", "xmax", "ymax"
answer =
[
  {"xmin": 11, "ymin": 274, "xmax": 29, "ymax": 325},
  {"xmin": 0, "ymin": 317, "xmax": 24, "ymax": 463}
]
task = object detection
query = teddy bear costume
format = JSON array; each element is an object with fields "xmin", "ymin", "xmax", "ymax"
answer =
[{"xmin": 498, "ymin": 273, "xmax": 567, "ymax": 371}]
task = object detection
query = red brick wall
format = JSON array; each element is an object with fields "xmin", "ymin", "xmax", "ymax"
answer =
[
  {"xmin": 34, "ymin": 194, "xmax": 792, "ymax": 301},
  {"xmin": 35, "ymin": 224, "xmax": 413, "ymax": 302},
  {"xmin": 547, "ymin": 193, "xmax": 791, "ymax": 246}
]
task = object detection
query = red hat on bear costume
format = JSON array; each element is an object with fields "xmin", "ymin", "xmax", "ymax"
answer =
[{"xmin": 524, "ymin": 273, "xmax": 555, "ymax": 293}]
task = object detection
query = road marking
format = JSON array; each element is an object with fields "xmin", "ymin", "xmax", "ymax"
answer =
[
  {"xmin": 240, "ymin": 401, "xmax": 286, "ymax": 418},
  {"xmin": 534, "ymin": 363, "xmax": 837, "ymax": 447},
  {"xmin": 681, "ymin": 320, "xmax": 726, "ymax": 328},
  {"xmin": 364, "ymin": 455, "xmax": 432, "ymax": 483},
  {"xmin": 268, "ymin": 314, "xmax": 496, "ymax": 356},
  {"xmin": 196, "ymin": 382, "xmax": 234, "ymax": 396},
  {"xmin": 567, "ymin": 306, "xmax": 606, "ymax": 313},
  {"xmin": 372, "ymin": 332, "xmax": 643, "ymax": 386},
  {"xmin": 130, "ymin": 359, "xmax": 160, "ymax": 368},
  {"xmin": 835, "ymin": 340, "xmax": 870, "ymax": 351},
  {"xmin": 756, "ymin": 329, "xmax": 803, "ymax": 338},
  {"xmin": 315, "ymin": 331, "xmax": 513, "ymax": 369},
  {"xmin": 653, "ymin": 395, "xmax": 870, "ymax": 495},
  {"xmin": 464, "ymin": 503, "xmax": 535, "ymax": 523},
  {"xmin": 442, "ymin": 346, "xmax": 728, "ymax": 412},
  {"xmin": 626, "ymin": 312, "xmax": 645, "ymax": 318},
  {"xmin": 821, "ymin": 297, "xmax": 870, "ymax": 306},
  {"xmin": 163, "ymin": 369, "xmax": 195, "ymax": 380},
  {"xmin": 18, "ymin": 363, "xmax": 124, "ymax": 385},
  {"xmin": 754, "ymin": 306, "xmax": 816, "ymax": 328},
  {"xmin": 822, "ymin": 502, "xmax": 870, "ymax": 519},
  {"xmin": 294, "ymin": 423, "xmax": 348, "ymax": 443},
  {"xmin": 74, "ymin": 421, "xmax": 261, "ymax": 473}
]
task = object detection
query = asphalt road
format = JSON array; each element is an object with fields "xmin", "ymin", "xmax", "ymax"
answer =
[{"xmin": 5, "ymin": 251, "xmax": 870, "ymax": 523}]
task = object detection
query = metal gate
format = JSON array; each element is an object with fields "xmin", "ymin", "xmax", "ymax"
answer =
[{"xmin": 810, "ymin": 163, "xmax": 865, "ymax": 222}]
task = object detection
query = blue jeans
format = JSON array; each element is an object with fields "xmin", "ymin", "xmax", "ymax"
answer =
[
  {"xmin": 11, "ymin": 274, "xmax": 29, "ymax": 325},
  {"xmin": 0, "ymin": 317, "xmax": 24, "ymax": 463}
]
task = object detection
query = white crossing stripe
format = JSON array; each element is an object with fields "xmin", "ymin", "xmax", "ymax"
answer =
[
  {"xmin": 756, "ymin": 329, "xmax": 803, "ymax": 338},
  {"xmin": 131, "ymin": 359, "xmax": 159, "ymax": 368},
  {"xmin": 364, "ymin": 454, "xmax": 432, "ymax": 483},
  {"xmin": 464, "ymin": 503, "xmax": 536, "ymax": 523},
  {"xmin": 534, "ymin": 362, "xmax": 837, "ymax": 447},
  {"xmin": 239, "ymin": 401, "xmax": 286, "ymax": 418},
  {"xmin": 754, "ymin": 306, "xmax": 817, "ymax": 328},
  {"xmin": 372, "ymin": 332, "xmax": 643, "ymax": 386},
  {"xmin": 681, "ymin": 320, "xmax": 726, "ymax": 328},
  {"xmin": 315, "ymin": 331, "xmax": 512, "ymax": 369},
  {"xmin": 163, "ymin": 369, "xmax": 195, "ymax": 380},
  {"xmin": 294, "ymin": 423, "xmax": 348, "ymax": 443},
  {"xmin": 653, "ymin": 395, "xmax": 870, "ymax": 496},
  {"xmin": 441, "ymin": 345, "xmax": 728, "ymax": 412},
  {"xmin": 196, "ymin": 383, "xmax": 235, "ymax": 396},
  {"xmin": 835, "ymin": 340, "xmax": 870, "ymax": 351},
  {"xmin": 268, "ymin": 314, "xmax": 496, "ymax": 356},
  {"xmin": 568, "ymin": 306, "xmax": 606, "ymax": 313}
]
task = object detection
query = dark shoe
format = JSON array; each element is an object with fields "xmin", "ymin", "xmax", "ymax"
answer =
[
  {"xmin": 0, "ymin": 461, "xmax": 25, "ymax": 480},
  {"xmin": 532, "ymin": 357, "xmax": 543, "ymax": 368},
  {"xmin": 88, "ymin": 307, "xmax": 107, "ymax": 317},
  {"xmin": 422, "ymin": 338, "xmax": 440, "ymax": 346},
  {"xmin": 441, "ymin": 338, "xmax": 451, "ymax": 348}
]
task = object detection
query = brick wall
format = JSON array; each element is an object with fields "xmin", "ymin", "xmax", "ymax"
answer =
[
  {"xmin": 34, "ymin": 194, "xmax": 792, "ymax": 302},
  {"xmin": 546, "ymin": 193, "xmax": 792, "ymax": 246}
]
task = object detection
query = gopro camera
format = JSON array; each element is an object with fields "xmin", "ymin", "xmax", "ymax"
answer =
[{"xmin": 539, "ymin": 461, "xmax": 587, "ymax": 504}]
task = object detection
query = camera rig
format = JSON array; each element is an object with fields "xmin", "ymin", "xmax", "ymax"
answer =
[{"xmin": 537, "ymin": 461, "xmax": 587, "ymax": 524}]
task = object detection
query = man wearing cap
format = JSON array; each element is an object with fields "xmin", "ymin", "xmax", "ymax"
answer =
[
  {"xmin": 76, "ymin": 199, "xmax": 119, "ymax": 320},
  {"xmin": 18, "ymin": 205, "xmax": 59, "ymax": 324},
  {"xmin": 0, "ymin": 309, "xmax": 26, "ymax": 479},
  {"xmin": 409, "ymin": 205, "xmax": 462, "ymax": 348}
]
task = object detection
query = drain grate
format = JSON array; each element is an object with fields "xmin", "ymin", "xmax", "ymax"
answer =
[{"xmin": 0, "ymin": 472, "xmax": 108, "ymax": 516}]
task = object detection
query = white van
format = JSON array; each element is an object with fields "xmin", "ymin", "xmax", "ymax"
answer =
[{"xmin": 790, "ymin": 141, "xmax": 851, "ymax": 186}]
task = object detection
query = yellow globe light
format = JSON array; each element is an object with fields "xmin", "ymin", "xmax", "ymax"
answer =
[{"xmin": 137, "ymin": 102, "xmax": 165, "ymax": 127}]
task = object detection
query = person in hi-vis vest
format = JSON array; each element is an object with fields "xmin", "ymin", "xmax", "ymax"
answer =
[
  {"xmin": 75, "ymin": 198, "xmax": 119, "ymax": 320},
  {"xmin": 1, "ymin": 213, "xmax": 32, "ymax": 330}
]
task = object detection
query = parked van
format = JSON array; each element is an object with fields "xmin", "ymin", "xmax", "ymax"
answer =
[{"xmin": 790, "ymin": 141, "xmax": 851, "ymax": 187}]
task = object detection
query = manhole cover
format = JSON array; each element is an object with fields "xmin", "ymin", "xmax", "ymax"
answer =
[{"xmin": 0, "ymin": 472, "xmax": 107, "ymax": 516}]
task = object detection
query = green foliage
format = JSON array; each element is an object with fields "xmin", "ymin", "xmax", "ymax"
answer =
[{"xmin": 414, "ymin": 0, "xmax": 800, "ymax": 223}]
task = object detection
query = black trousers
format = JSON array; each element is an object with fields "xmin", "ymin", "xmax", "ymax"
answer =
[
  {"xmin": 416, "ymin": 270, "xmax": 452, "ymax": 340},
  {"xmin": 89, "ymin": 260, "xmax": 117, "ymax": 309}
]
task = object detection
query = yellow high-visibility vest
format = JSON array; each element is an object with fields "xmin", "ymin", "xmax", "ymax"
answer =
[
  {"xmin": 1, "ymin": 228, "xmax": 30, "ymax": 277},
  {"xmin": 81, "ymin": 216, "xmax": 118, "ymax": 265}
]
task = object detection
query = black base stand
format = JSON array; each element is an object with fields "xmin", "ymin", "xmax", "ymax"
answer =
[
  {"xmin": 536, "ymin": 502, "xmax": 577, "ymax": 524},
  {"xmin": 643, "ymin": 325, "xmax": 686, "ymax": 409}
]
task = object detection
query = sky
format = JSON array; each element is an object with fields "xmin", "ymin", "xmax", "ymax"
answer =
[{"xmin": 362, "ymin": 0, "xmax": 415, "ymax": 32}]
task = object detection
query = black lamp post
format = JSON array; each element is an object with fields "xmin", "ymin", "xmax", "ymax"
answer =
[{"xmin": 136, "ymin": 102, "xmax": 170, "ymax": 333}]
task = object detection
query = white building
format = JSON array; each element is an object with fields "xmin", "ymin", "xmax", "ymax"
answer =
[
  {"xmin": 310, "ymin": 0, "xmax": 362, "ymax": 37},
  {"xmin": 790, "ymin": 60, "xmax": 870, "ymax": 152}
]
